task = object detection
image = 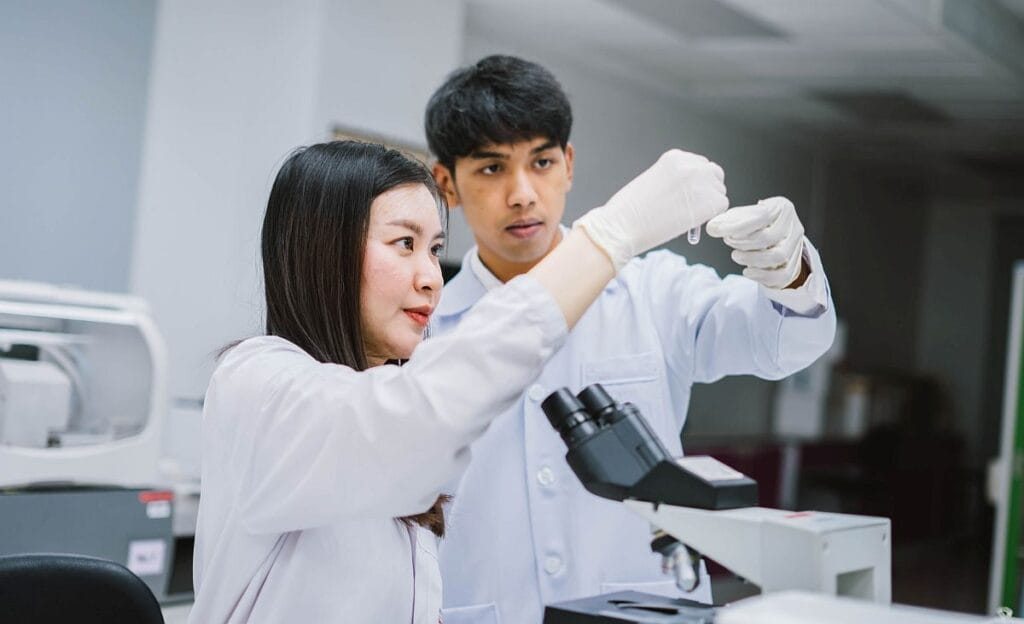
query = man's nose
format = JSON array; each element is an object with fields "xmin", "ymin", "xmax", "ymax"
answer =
[{"xmin": 507, "ymin": 169, "xmax": 539, "ymax": 208}]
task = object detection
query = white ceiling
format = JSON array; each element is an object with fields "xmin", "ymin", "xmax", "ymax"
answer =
[{"xmin": 465, "ymin": 0, "xmax": 1024, "ymax": 177}]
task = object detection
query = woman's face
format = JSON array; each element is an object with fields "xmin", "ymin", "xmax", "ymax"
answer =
[{"xmin": 361, "ymin": 184, "xmax": 445, "ymax": 366}]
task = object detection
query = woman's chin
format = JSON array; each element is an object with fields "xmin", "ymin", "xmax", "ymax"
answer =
[{"xmin": 391, "ymin": 339, "xmax": 423, "ymax": 361}]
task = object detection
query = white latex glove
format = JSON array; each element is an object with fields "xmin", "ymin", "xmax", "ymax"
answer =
[
  {"xmin": 574, "ymin": 149, "xmax": 728, "ymax": 270},
  {"xmin": 705, "ymin": 196, "xmax": 806, "ymax": 290}
]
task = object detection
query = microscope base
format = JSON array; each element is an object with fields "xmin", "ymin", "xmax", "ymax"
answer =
[{"xmin": 543, "ymin": 590, "xmax": 715, "ymax": 623}]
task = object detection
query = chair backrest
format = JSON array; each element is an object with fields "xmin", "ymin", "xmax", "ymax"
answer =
[{"xmin": 0, "ymin": 553, "xmax": 164, "ymax": 623}]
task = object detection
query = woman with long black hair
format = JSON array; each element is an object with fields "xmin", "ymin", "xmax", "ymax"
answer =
[{"xmin": 188, "ymin": 141, "xmax": 726, "ymax": 623}]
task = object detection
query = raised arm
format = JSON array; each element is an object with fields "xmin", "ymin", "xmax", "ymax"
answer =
[{"xmin": 225, "ymin": 150, "xmax": 729, "ymax": 533}]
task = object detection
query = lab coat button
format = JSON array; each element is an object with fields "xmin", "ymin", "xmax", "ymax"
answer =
[
  {"xmin": 527, "ymin": 384, "xmax": 546, "ymax": 402},
  {"xmin": 537, "ymin": 466, "xmax": 555, "ymax": 486},
  {"xmin": 544, "ymin": 555, "xmax": 563, "ymax": 575}
]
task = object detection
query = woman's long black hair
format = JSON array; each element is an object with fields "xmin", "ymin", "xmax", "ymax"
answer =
[{"xmin": 261, "ymin": 140, "xmax": 450, "ymax": 536}]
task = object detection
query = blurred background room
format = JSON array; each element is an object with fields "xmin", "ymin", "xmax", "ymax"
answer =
[{"xmin": 2, "ymin": 0, "xmax": 1023, "ymax": 621}]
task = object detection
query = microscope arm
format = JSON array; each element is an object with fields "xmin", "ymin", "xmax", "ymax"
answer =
[{"xmin": 625, "ymin": 500, "xmax": 892, "ymax": 603}]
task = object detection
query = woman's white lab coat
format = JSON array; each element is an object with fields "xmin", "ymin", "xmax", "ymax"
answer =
[{"xmin": 188, "ymin": 276, "xmax": 566, "ymax": 623}]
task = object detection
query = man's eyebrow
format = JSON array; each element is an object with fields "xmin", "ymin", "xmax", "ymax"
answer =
[
  {"xmin": 531, "ymin": 140, "xmax": 558, "ymax": 154},
  {"xmin": 386, "ymin": 219, "xmax": 446, "ymax": 241},
  {"xmin": 468, "ymin": 141, "xmax": 560, "ymax": 160},
  {"xmin": 468, "ymin": 149, "xmax": 508, "ymax": 160}
]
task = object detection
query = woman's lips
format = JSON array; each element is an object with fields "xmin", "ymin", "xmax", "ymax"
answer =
[{"xmin": 404, "ymin": 310, "xmax": 430, "ymax": 326}]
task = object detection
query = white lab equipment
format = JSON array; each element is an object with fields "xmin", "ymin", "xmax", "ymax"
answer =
[
  {"xmin": 0, "ymin": 280, "xmax": 167, "ymax": 487},
  {"xmin": 716, "ymin": 591, "xmax": 1020, "ymax": 624},
  {"xmin": 0, "ymin": 358, "xmax": 72, "ymax": 448},
  {"xmin": 627, "ymin": 500, "xmax": 890, "ymax": 602},
  {"xmin": 539, "ymin": 384, "xmax": 1014, "ymax": 624}
]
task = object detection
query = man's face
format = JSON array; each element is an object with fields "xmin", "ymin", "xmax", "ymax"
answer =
[{"xmin": 434, "ymin": 137, "xmax": 574, "ymax": 281}]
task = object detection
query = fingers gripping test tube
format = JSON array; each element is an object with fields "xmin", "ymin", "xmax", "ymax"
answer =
[{"xmin": 687, "ymin": 226, "xmax": 700, "ymax": 245}]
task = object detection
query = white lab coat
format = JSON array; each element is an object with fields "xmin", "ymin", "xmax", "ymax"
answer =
[
  {"xmin": 188, "ymin": 276, "xmax": 566, "ymax": 624},
  {"xmin": 434, "ymin": 242, "xmax": 836, "ymax": 624}
]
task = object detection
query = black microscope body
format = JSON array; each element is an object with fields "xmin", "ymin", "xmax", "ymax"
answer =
[
  {"xmin": 541, "ymin": 384, "xmax": 757, "ymax": 510},
  {"xmin": 539, "ymin": 384, "xmax": 758, "ymax": 623}
]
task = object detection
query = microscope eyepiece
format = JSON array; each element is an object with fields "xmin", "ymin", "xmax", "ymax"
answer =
[
  {"xmin": 577, "ymin": 384, "xmax": 619, "ymax": 423},
  {"xmin": 541, "ymin": 389, "xmax": 600, "ymax": 445}
]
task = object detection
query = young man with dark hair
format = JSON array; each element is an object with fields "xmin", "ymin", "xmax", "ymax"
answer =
[{"xmin": 425, "ymin": 54, "xmax": 835, "ymax": 623}]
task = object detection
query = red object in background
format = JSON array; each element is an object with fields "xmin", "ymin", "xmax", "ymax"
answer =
[{"xmin": 138, "ymin": 490, "xmax": 174, "ymax": 504}]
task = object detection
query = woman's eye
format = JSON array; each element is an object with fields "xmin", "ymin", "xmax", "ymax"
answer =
[
  {"xmin": 395, "ymin": 237, "xmax": 414, "ymax": 251},
  {"xmin": 431, "ymin": 243, "xmax": 445, "ymax": 257}
]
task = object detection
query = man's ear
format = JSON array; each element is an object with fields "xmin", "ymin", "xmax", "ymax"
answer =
[
  {"xmin": 564, "ymin": 142, "xmax": 575, "ymax": 192},
  {"xmin": 432, "ymin": 162, "xmax": 460, "ymax": 209}
]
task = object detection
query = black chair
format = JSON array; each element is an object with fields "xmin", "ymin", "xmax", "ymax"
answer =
[{"xmin": 0, "ymin": 553, "xmax": 164, "ymax": 623}]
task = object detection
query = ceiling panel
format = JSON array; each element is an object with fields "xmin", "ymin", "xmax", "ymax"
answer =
[
  {"xmin": 605, "ymin": 0, "xmax": 788, "ymax": 39},
  {"xmin": 465, "ymin": 0, "xmax": 1024, "ymax": 164}
]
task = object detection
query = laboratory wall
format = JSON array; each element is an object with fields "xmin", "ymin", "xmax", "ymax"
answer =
[
  {"xmin": 821, "ymin": 160, "xmax": 930, "ymax": 373},
  {"xmin": 916, "ymin": 199, "xmax": 994, "ymax": 466},
  {"xmin": 0, "ymin": 0, "xmax": 156, "ymax": 293},
  {"xmin": 917, "ymin": 198, "xmax": 1024, "ymax": 467},
  {"xmin": 129, "ymin": 0, "xmax": 465, "ymax": 402}
]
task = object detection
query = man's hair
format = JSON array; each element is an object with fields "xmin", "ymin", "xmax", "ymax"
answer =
[{"xmin": 425, "ymin": 54, "xmax": 573, "ymax": 172}]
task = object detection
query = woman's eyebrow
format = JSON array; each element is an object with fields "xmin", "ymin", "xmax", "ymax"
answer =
[
  {"xmin": 386, "ymin": 219, "xmax": 423, "ymax": 235},
  {"xmin": 386, "ymin": 220, "xmax": 446, "ymax": 242}
]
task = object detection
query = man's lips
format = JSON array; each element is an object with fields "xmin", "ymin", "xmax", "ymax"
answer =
[{"xmin": 505, "ymin": 220, "xmax": 544, "ymax": 239}]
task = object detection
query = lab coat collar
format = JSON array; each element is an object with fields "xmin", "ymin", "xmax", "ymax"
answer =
[
  {"xmin": 436, "ymin": 226, "xmax": 621, "ymax": 320},
  {"xmin": 436, "ymin": 247, "xmax": 489, "ymax": 319}
]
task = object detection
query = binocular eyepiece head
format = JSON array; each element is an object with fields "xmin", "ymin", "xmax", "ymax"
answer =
[
  {"xmin": 541, "ymin": 383, "xmax": 617, "ymax": 446},
  {"xmin": 576, "ymin": 384, "xmax": 616, "ymax": 420}
]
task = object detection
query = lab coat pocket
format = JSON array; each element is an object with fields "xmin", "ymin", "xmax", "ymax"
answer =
[
  {"xmin": 582, "ymin": 352, "xmax": 659, "ymax": 385},
  {"xmin": 582, "ymin": 352, "xmax": 667, "ymax": 432},
  {"xmin": 413, "ymin": 528, "xmax": 444, "ymax": 624},
  {"xmin": 439, "ymin": 602, "xmax": 500, "ymax": 624}
]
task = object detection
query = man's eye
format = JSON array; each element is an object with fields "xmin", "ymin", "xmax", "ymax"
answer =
[
  {"xmin": 536, "ymin": 158, "xmax": 554, "ymax": 169},
  {"xmin": 480, "ymin": 164, "xmax": 501, "ymax": 175}
]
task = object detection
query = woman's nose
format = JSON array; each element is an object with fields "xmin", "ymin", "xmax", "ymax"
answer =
[{"xmin": 415, "ymin": 255, "xmax": 443, "ymax": 293}]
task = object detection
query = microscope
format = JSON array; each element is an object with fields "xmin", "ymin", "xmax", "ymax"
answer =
[{"xmin": 539, "ymin": 384, "xmax": 895, "ymax": 623}]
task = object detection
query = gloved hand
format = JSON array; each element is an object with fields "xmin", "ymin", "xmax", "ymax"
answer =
[
  {"xmin": 705, "ymin": 196, "xmax": 806, "ymax": 289},
  {"xmin": 574, "ymin": 149, "xmax": 728, "ymax": 270}
]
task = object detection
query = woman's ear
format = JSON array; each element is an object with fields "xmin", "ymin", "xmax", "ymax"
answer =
[{"xmin": 432, "ymin": 162, "xmax": 460, "ymax": 209}]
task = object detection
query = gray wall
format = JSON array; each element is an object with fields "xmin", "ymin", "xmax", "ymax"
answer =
[
  {"xmin": 915, "ymin": 199, "xmax": 994, "ymax": 464},
  {"xmin": 0, "ymin": 0, "xmax": 156, "ymax": 292},
  {"xmin": 130, "ymin": 0, "xmax": 466, "ymax": 401},
  {"xmin": 916, "ymin": 199, "xmax": 1024, "ymax": 466},
  {"xmin": 822, "ymin": 161, "xmax": 930, "ymax": 372}
]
